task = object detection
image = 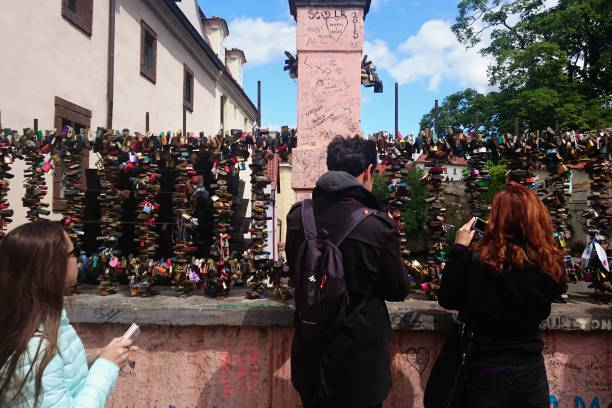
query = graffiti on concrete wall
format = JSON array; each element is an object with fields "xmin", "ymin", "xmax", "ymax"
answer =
[
  {"xmin": 550, "ymin": 395, "xmax": 612, "ymax": 408},
  {"xmin": 405, "ymin": 347, "xmax": 430, "ymax": 375}
]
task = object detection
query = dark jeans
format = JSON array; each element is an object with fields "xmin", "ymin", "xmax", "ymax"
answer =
[{"xmin": 465, "ymin": 360, "xmax": 549, "ymax": 408}]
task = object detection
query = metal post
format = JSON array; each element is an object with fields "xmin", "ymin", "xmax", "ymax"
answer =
[
  {"xmin": 597, "ymin": 120, "xmax": 602, "ymax": 135},
  {"xmin": 146, "ymin": 112, "xmax": 149, "ymax": 132},
  {"xmin": 220, "ymin": 95, "xmax": 225, "ymax": 132},
  {"xmin": 434, "ymin": 99, "xmax": 439, "ymax": 136},
  {"xmin": 555, "ymin": 120, "xmax": 559, "ymax": 134},
  {"xmin": 257, "ymin": 80, "xmax": 262, "ymax": 127},
  {"xmin": 514, "ymin": 118, "xmax": 519, "ymax": 137},
  {"xmin": 474, "ymin": 113, "xmax": 479, "ymax": 137},
  {"xmin": 394, "ymin": 82, "xmax": 398, "ymax": 139},
  {"xmin": 0, "ymin": 111, "xmax": 2, "ymax": 128},
  {"xmin": 106, "ymin": 0, "xmax": 116, "ymax": 129},
  {"xmin": 34, "ymin": 118, "xmax": 38, "ymax": 133},
  {"xmin": 183, "ymin": 106, "xmax": 186, "ymax": 136}
]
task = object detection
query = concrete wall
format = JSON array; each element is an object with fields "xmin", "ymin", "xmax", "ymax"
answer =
[
  {"xmin": 0, "ymin": 0, "xmax": 109, "ymax": 129},
  {"xmin": 66, "ymin": 286, "xmax": 612, "ymax": 408},
  {"xmin": 75, "ymin": 325, "xmax": 612, "ymax": 408}
]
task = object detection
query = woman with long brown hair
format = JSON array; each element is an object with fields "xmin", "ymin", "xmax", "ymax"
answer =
[
  {"xmin": 0, "ymin": 221, "xmax": 135, "ymax": 407},
  {"xmin": 425, "ymin": 183, "xmax": 565, "ymax": 408}
]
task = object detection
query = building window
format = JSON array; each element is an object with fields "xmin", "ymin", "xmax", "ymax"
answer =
[
  {"xmin": 53, "ymin": 97, "xmax": 91, "ymax": 212},
  {"xmin": 183, "ymin": 64, "xmax": 194, "ymax": 112},
  {"xmin": 140, "ymin": 20, "xmax": 157, "ymax": 84},
  {"xmin": 61, "ymin": 0, "xmax": 93, "ymax": 36}
]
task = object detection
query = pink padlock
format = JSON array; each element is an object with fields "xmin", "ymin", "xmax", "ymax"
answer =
[
  {"xmin": 420, "ymin": 282, "xmax": 430, "ymax": 293},
  {"xmin": 41, "ymin": 161, "xmax": 53, "ymax": 173}
]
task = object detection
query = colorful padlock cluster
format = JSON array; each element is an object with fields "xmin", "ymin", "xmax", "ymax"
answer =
[{"xmin": 245, "ymin": 137, "xmax": 275, "ymax": 299}]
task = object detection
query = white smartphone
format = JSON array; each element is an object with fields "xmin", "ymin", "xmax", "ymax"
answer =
[{"xmin": 122, "ymin": 323, "xmax": 140, "ymax": 342}]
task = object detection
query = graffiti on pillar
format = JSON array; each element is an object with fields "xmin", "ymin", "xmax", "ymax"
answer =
[
  {"xmin": 405, "ymin": 347, "xmax": 430, "ymax": 375},
  {"xmin": 291, "ymin": 148, "xmax": 327, "ymax": 189},
  {"xmin": 352, "ymin": 11, "xmax": 359, "ymax": 39},
  {"xmin": 299, "ymin": 8, "xmax": 363, "ymax": 50},
  {"xmin": 299, "ymin": 55, "xmax": 359, "ymax": 142}
]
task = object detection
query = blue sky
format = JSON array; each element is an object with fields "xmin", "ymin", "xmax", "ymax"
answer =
[{"xmin": 198, "ymin": 0, "xmax": 496, "ymax": 136}]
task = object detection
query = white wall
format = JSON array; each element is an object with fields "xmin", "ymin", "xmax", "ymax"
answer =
[
  {"xmin": 446, "ymin": 164, "xmax": 465, "ymax": 181},
  {"xmin": 112, "ymin": 0, "xmax": 218, "ymax": 135},
  {"xmin": 0, "ymin": 0, "xmax": 109, "ymax": 130},
  {"xmin": 219, "ymin": 89, "xmax": 253, "ymax": 133},
  {"xmin": 6, "ymin": 158, "xmax": 62, "ymax": 231}
]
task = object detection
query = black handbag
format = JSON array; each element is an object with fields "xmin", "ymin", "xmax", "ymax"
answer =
[
  {"xmin": 424, "ymin": 252, "xmax": 478, "ymax": 408},
  {"xmin": 423, "ymin": 320, "xmax": 475, "ymax": 408}
]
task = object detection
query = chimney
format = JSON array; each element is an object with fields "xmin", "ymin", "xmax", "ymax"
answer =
[
  {"xmin": 225, "ymin": 48, "xmax": 246, "ymax": 87},
  {"xmin": 202, "ymin": 16, "xmax": 229, "ymax": 61}
]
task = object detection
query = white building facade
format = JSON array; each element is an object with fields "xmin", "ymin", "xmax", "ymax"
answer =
[{"xmin": 0, "ymin": 0, "xmax": 257, "ymax": 135}]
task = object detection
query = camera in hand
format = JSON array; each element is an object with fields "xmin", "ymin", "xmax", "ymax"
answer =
[{"xmin": 472, "ymin": 218, "xmax": 487, "ymax": 234}]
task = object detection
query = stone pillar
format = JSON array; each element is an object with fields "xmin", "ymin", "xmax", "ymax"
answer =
[{"xmin": 289, "ymin": 0, "xmax": 370, "ymax": 201}]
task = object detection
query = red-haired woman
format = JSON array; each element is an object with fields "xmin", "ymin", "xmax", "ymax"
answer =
[
  {"xmin": 430, "ymin": 183, "xmax": 565, "ymax": 408},
  {"xmin": 0, "ymin": 221, "xmax": 137, "ymax": 407}
]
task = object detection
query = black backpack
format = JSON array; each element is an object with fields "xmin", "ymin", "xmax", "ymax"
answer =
[{"xmin": 294, "ymin": 199, "xmax": 374, "ymax": 341}]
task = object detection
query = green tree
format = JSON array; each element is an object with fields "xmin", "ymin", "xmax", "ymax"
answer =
[
  {"xmin": 419, "ymin": 88, "xmax": 498, "ymax": 134},
  {"xmin": 401, "ymin": 166, "xmax": 428, "ymax": 234},
  {"xmin": 448, "ymin": 0, "xmax": 612, "ymax": 132},
  {"xmin": 483, "ymin": 161, "xmax": 507, "ymax": 203}
]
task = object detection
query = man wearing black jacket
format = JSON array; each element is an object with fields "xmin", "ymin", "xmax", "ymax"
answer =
[{"xmin": 286, "ymin": 135, "xmax": 411, "ymax": 408}]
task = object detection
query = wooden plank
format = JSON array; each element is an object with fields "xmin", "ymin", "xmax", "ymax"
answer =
[{"xmin": 55, "ymin": 96, "xmax": 92, "ymax": 118}]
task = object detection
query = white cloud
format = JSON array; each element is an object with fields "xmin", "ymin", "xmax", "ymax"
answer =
[
  {"xmin": 226, "ymin": 17, "xmax": 296, "ymax": 66},
  {"xmin": 543, "ymin": 0, "xmax": 559, "ymax": 9},
  {"xmin": 364, "ymin": 19, "xmax": 494, "ymax": 93}
]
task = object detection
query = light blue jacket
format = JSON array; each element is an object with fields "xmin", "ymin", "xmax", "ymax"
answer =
[{"xmin": 1, "ymin": 309, "xmax": 119, "ymax": 408}]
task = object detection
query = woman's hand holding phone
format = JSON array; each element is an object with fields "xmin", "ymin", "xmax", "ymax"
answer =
[
  {"xmin": 99, "ymin": 336, "xmax": 139, "ymax": 369},
  {"xmin": 455, "ymin": 217, "xmax": 477, "ymax": 247}
]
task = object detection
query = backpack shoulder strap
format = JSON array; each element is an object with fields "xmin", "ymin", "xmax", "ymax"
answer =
[
  {"xmin": 300, "ymin": 199, "xmax": 317, "ymax": 241},
  {"xmin": 332, "ymin": 207, "xmax": 375, "ymax": 247}
]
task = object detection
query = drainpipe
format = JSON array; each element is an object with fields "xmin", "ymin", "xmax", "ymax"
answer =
[
  {"xmin": 272, "ymin": 189, "xmax": 276, "ymax": 260},
  {"xmin": 106, "ymin": 0, "xmax": 116, "ymax": 129}
]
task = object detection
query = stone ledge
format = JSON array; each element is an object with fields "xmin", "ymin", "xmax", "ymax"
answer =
[{"xmin": 66, "ymin": 285, "xmax": 611, "ymax": 331}]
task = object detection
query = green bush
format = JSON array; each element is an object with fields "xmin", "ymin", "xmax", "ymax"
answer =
[{"xmin": 372, "ymin": 171, "xmax": 390, "ymax": 202}]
